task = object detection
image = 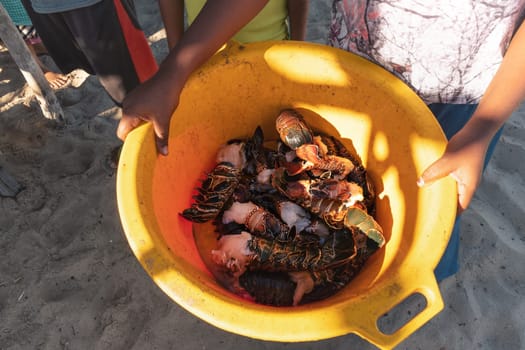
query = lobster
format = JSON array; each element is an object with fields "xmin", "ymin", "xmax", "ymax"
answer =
[{"xmin": 182, "ymin": 108, "xmax": 386, "ymax": 306}]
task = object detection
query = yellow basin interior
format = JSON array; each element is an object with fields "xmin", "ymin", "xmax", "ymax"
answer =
[{"xmin": 116, "ymin": 41, "xmax": 457, "ymax": 349}]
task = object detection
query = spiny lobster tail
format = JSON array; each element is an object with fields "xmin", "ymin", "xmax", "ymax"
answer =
[
  {"xmin": 300, "ymin": 226, "xmax": 376, "ymax": 304},
  {"xmin": 317, "ymin": 227, "xmax": 357, "ymax": 270},
  {"xmin": 179, "ymin": 208, "xmax": 211, "ymax": 223},
  {"xmin": 276, "ymin": 109, "xmax": 314, "ymax": 150},
  {"xmin": 239, "ymin": 270, "xmax": 296, "ymax": 306},
  {"xmin": 301, "ymin": 258, "xmax": 366, "ymax": 304},
  {"xmin": 180, "ymin": 163, "xmax": 241, "ymax": 223},
  {"xmin": 247, "ymin": 227, "xmax": 357, "ymax": 273}
]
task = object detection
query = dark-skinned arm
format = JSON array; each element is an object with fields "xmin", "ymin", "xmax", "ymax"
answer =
[
  {"xmin": 117, "ymin": 0, "xmax": 269, "ymax": 155},
  {"xmin": 418, "ymin": 21, "xmax": 525, "ymax": 212},
  {"xmin": 287, "ymin": 0, "xmax": 309, "ymax": 41},
  {"xmin": 158, "ymin": 0, "xmax": 185, "ymax": 51}
]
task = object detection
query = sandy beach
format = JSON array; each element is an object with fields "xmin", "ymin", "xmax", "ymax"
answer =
[{"xmin": 1, "ymin": 1, "xmax": 525, "ymax": 349}]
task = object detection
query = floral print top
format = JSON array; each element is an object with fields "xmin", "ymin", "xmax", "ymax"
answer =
[{"xmin": 328, "ymin": 0, "xmax": 525, "ymax": 104}]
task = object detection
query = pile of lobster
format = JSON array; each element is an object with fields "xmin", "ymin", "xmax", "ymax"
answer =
[{"xmin": 181, "ymin": 109, "xmax": 385, "ymax": 306}]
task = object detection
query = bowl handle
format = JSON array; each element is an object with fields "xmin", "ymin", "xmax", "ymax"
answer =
[{"xmin": 351, "ymin": 272, "xmax": 444, "ymax": 349}]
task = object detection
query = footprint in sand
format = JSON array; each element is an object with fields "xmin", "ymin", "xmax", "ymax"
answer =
[{"xmin": 42, "ymin": 139, "xmax": 95, "ymax": 177}]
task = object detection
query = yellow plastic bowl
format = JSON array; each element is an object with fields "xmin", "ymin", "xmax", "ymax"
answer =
[{"xmin": 117, "ymin": 41, "xmax": 456, "ymax": 349}]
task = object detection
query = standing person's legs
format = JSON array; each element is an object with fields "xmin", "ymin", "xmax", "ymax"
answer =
[
  {"xmin": 15, "ymin": 24, "xmax": 71, "ymax": 89},
  {"xmin": 429, "ymin": 103, "xmax": 504, "ymax": 282},
  {"xmin": 20, "ymin": 0, "xmax": 94, "ymax": 75},
  {"xmin": 21, "ymin": 0, "xmax": 157, "ymax": 105}
]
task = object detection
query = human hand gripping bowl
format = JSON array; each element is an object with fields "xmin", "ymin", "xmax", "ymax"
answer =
[
  {"xmin": 416, "ymin": 126, "xmax": 490, "ymax": 213},
  {"xmin": 117, "ymin": 69, "xmax": 183, "ymax": 156}
]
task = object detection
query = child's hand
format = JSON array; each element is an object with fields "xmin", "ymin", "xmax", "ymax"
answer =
[
  {"xmin": 117, "ymin": 72, "xmax": 181, "ymax": 156},
  {"xmin": 417, "ymin": 131, "xmax": 489, "ymax": 213},
  {"xmin": 421, "ymin": 21, "xmax": 525, "ymax": 212}
]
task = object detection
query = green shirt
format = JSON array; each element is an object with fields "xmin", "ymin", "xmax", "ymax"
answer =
[{"xmin": 185, "ymin": 0, "xmax": 289, "ymax": 43}]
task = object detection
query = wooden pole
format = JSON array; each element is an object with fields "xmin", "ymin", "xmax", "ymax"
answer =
[{"xmin": 0, "ymin": 4, "xmax": 64, "ymax": 121}]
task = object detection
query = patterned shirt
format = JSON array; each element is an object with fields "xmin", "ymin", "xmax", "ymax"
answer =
[{"xmin": 328, "ymin": 0, "xmax": 525, "ymax": 104}]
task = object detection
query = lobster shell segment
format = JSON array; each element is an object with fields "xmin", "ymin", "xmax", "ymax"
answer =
[
  {"xmin": 276, "ymin": 109, "xmax": 314, "ymax": 150},
  {"xmin": 180, "ymin": 163, "xmax": 241, "ymax": 223}
]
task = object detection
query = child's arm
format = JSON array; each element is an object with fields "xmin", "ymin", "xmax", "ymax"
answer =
[
  {"xmin": 287, "ymin": 0, "xmax": 309, "ymax": 41},
  {"xmin": 158, "ymin": 0, "xmax": 185, "ymax": 50},
  {"xmin": 418, "ymin": 21, "xmax": 525, "ymax": 212},
  {"xmin": 117, "ymin": 0, "xmax": 270, "ymax": 155}
]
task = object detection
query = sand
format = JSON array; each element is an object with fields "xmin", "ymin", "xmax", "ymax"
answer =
[{"xmin": 1, "ymin": 1, "xmax": 524, "ymax": 349}]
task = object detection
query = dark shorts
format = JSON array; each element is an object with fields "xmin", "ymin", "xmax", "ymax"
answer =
[{"xmin": 21, "ymin": 0, "xmax": 158, "ymax": 104}]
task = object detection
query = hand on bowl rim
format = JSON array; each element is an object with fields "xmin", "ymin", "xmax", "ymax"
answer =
[
  {"xmin": 117, "ymin": 73, "xmax": 182, "ymax": 156},
  {"xmin": 417, "ymin": 135, "xmax": 488, "ymax": 214}
]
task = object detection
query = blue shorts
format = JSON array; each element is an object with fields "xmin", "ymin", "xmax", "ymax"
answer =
[{"xmin": 429, "ymin": 104, "xmax": 503, "ymax": 281}]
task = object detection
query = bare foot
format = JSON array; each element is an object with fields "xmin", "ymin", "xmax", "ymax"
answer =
[
  {"xmin": 26, "ymin": 42, "xmax": 71, "ymax": 90},
  {"xmin": 43, "ymin": 71, "xmax": 71, "ymax": 90}
]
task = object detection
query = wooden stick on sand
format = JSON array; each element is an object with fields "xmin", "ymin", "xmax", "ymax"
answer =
[{"xmin": 0, "ymin": 4, "xmax": 64, "ymax": 121}]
